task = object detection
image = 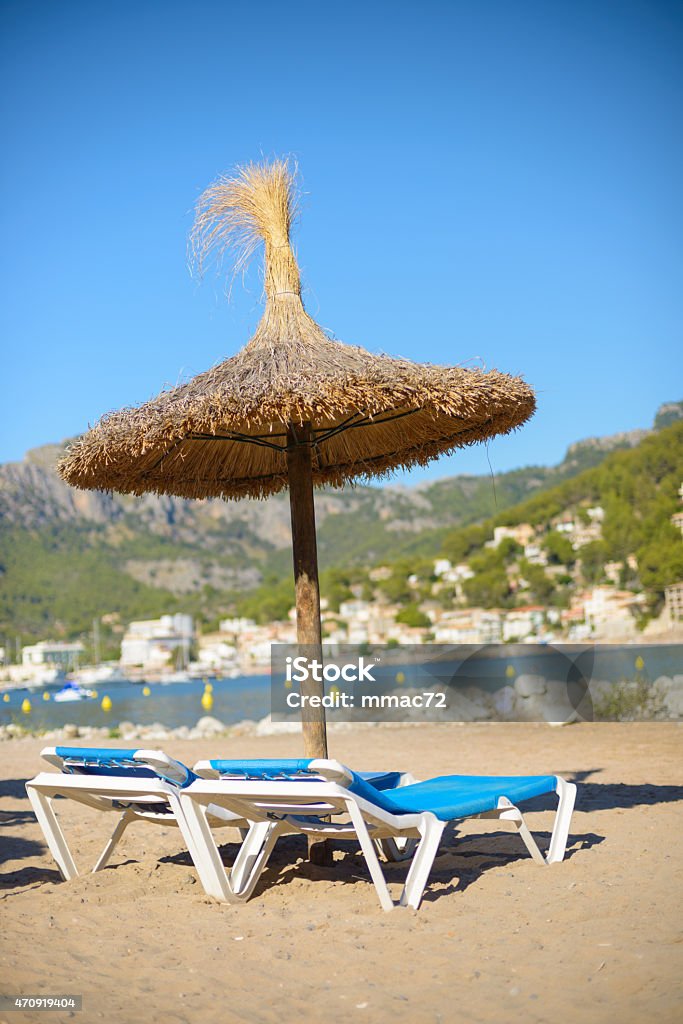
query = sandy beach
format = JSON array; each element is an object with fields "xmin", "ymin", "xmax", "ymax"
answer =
[{"xmin": 1, "ymin": 722, "xmax": 681, "ymax": 1024}]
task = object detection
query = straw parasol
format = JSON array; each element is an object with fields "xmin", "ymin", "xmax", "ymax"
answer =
[{"xmin": 59, "ymin": 159, "xmax": 536, "ymax": 761}]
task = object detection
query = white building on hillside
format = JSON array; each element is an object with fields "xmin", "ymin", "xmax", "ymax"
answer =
[
  {"xmin": 219, "ymin": 617, "xmax": 257, "ymax": 635},
  {"xmin": 339, "ymin": 599, "xmax": 371, "ymax": 622},
  {"xmin": 583, "ymin": 587, "xmax": 640, "ymax": 638},
  {"xmin": 197, "ymin": 634, "xmax": 238, "ymax": 671},
  {"xmin": 489, "ymin": 524, "xmax": 535, "ymax": 549},
  {"xmin": 665, "ymin": 582, "xmax": 683, "ymax": 624},
  {"xmin": 22, "ymin": 641, "xmax": 85, "ymax": 669},
  {"xmin": 120, "ymin": 614, "xmax": 194, "ymax": 668},
  {"xmin": 502, "ymin": 606, "xmax": 545, "ymax": 642}
]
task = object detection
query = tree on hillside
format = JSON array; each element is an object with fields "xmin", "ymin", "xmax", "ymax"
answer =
[
  {"xmin": 463, "ymin": 570, "xmax": 512, "ymax": 608},
  {"xmin": 395, "ymin": 604, "xmax": 431, "ymax": 628},
  {"xmin": 441, "ymin": 523, "xmax": 491, "ymax": 563},
  {"xmin": 543, "ymin": 530, "xmax": 576, "ymax": 566},
  {"xmin": 637, "ymin": 525, "xmax": 683, "ymax": 598},
  {"xmin": 518, "ymin": 559, "xmax": 558, "ymax": 605},
  {"xmin": 579, "ymin": 540, "xmax": 608, "ymax": 584}
]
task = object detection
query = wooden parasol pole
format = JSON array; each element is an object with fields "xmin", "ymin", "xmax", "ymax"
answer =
[{"xmin": 286, "ymin": 422, "xmax": 328, "ymax": 760}]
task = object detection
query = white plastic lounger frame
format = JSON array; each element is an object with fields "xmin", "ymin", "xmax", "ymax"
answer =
[
  {"xmin": 191, "ymin": 761, "xmax": 419, "ymax": 864},
  {"xmin": 26, "ymin": 747, "xmax": 246, "ymax": 891},
  {"xmin": 181, "ymin": 760, "xmax": 576, "ymax": 911}
]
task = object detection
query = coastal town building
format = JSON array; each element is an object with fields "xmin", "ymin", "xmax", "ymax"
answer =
[
  {"xmin": 502, "ymin": 607, "xmax": 545, "ymax": 642},
  {"xmin": 664, "ymin": 582, "xmax": 683, "ymax": 624},
  {"xmin": 433, "ymin": 559, "xmax": 452, "ymax": 578},
  {"xmin": 197, "ymin": 634, "xmax": 238, "ymax": 671},
  {"xmin": 219, "ymin": 617, "xmax": 257, "ymax": 635},
  {"xmin": 523, "ymin": 543, "xmax": 547, "ymax": 565},
  {"xmin": 120, "ymin": 614, "xmax": 194, "ymax": 669},
  {"xmin": 488, "ymin": 524, "xmax": 535, "ymax": 549},
  {"xmin": 21, "ymin": 640, "xmax": 85, "ymax": 669},
  {"xmin": 432, "ymin": 609, "xmax": 503, "ymax": 645},
  {"xmin": 582, "ymin": 587, "xmax": 643, "ymax": 639},
  {"xmin": 368, "ymin": 565, "xmax": 392, "ymax": 582},
  {"xmin": 553, "ymin": 506, "xmax": 604, "ymax": 550}
]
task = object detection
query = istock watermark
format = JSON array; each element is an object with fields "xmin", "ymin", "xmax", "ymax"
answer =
[
  {"xmin": 271, "ymin": 643, "xmax": 683, "ymax": 723},
  {"xmin": 285, "ymin": 654, "xmax": 378, "ymax": 684}
]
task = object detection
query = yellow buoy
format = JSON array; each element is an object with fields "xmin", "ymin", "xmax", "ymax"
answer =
[
  {"xmin": 635, "ymin": 655, "xmax": 645, "ymax": 672},
  {"xmin": 91, "ymin": 690, "xmax": 98, "ymax": 698},
  {"xmin": 505, "ymin": 665, "xmax": 516, "ymax": 679},
  {"xmin": 3, "ymin": 693, "xmax": 10, "ymax": 702},
  {"xmin": 101, "ymin": 695, "xmax": 112, "ymax": 711},
  {"xmin": 201, "ymin": 691, "xmax": 213, "ymax": 710},
  {"xmin": 21, "ymin": 698, "xmax": 32, "ymax": 714},
  {"xmin": 395, "ymin": 671, "xmax": 406, "ymax": 685},
  {"xmin": 284, "ymin": 678, "xmax": 292, "ymax": 689},
  {"xmin": 43, "ymin": 691, "xmax": 51, "ymax": 701},
  {"xmin": 142, "ymin": 686, "xmax": 151, "ymax": 697},
  {"xmin": 204, "ymin": 682, "xmax": 214, "ymax": 694}
]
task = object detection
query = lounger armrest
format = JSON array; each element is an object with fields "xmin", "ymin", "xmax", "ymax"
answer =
[
  {"xmin": 397, "ymin": 772, "xmax": 417, "ymax": 787},
  {"xmin": 308, "ymin": 759, "xmax": 355, "ymax": 787},
  {"xmin": 40, "ymin": 747, "xmax": 63, "ymax": 770}
]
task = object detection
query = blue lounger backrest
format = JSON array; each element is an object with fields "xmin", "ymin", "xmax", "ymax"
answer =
[
  {"xmin": 54, "ymin": 747, "xmax": 198, "ymax": 788},
  {"xmin": 208, "ymin": 758, "xmax": 315, "ymax": 779},
  {"xmin": 207, "ymin": 759, "xmax": 402, "ymax": 791}
]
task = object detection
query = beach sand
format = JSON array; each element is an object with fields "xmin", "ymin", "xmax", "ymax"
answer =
[{"xmin": 1, "ymin": 723, "xmax": 681, "ymax": 1024}]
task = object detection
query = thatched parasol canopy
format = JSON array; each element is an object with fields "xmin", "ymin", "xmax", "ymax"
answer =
[
  {"xmin": 59, "ymin": 161, "xmax": 534, "ymax": 501},
  {"xmin": 59, "ymin": 159, "xmax": 536, "ymax": 771}
]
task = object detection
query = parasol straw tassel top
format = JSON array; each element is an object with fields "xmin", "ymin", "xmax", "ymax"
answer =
[{"xmin": 58, "ymin": 159, "xmax": 536, "ymax": 500}]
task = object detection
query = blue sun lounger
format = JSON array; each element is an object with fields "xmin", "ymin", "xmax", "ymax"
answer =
[
  {"xmin": 25, "ymin": 747, "xmax": 223, "ymax": 886},
  {"xmin": 183, "ymin": 759, "xmax": 577, "ymax": 910}
]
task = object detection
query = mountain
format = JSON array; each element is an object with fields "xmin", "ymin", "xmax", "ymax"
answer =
[{"xmin": 0, "ymin": 401, "xmax": 681, "ymax": 646}]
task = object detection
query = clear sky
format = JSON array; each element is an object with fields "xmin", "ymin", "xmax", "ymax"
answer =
[{"xmin": 1, "ymin": 0, "xmax": 681, "ymax": 482}]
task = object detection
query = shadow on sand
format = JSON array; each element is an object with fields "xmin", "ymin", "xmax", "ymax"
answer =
[{"xmin": 0, "ymin": 778, "xmax": 30, "ymax": 800}]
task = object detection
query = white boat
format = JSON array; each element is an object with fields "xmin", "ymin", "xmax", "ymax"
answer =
[{"xmin": 53, "ymin": 681, "xmax": 96, "ymax": 703}]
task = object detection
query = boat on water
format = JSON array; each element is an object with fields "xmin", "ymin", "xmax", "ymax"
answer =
[{"xmin": 53, "ymin": 681, "xmax": 97, "ymax": 703}]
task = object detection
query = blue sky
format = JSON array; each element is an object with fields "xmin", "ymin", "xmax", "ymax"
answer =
[{"xmin": 1, "ymin": 0, "xmax": 681, "ymax": 482}]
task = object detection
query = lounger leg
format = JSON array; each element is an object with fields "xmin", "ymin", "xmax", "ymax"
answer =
[
  {"xmin": 178, "ymin": 795, "xmax": 283, "ymax": 903},
  {"xmin": 173, "ymin": 795, "xmax": 236, "ymax": 900},
  {"xmin": 547, "ymin": 779, "xmax": 577, "ymax": 864},
  {"xmin": 377, "ymin": 836, "xmax": 419, "ymax": 863},
  {"xmin": 496, "ymin": 779, "xmax": 577, "ymax": 866},
  {"xmin": 346, "ymin": 801, "xmax": 395, "ymax": 912},
  {"xmin": 228, "ymin": 820, "xmax": 281, "ymax": 900},
  {"xmin": 26, "ymin": 785, "xmax": 78, "ymax": 881},
  {"xmin": 91, "ymin": 809, "xmax": 135, "ymax": 872},
  {"xmin": 506, "ymin": 808, "xmax": 547, "ymax": 866},
  {"xmin": 399, "ymin": 815, "xmax": 445, "ymax": 910}
]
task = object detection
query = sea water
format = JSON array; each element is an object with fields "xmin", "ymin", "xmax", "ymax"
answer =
[{"xmin": 0, "ymin": 674, "xmax": 272, "ymax": 731}]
